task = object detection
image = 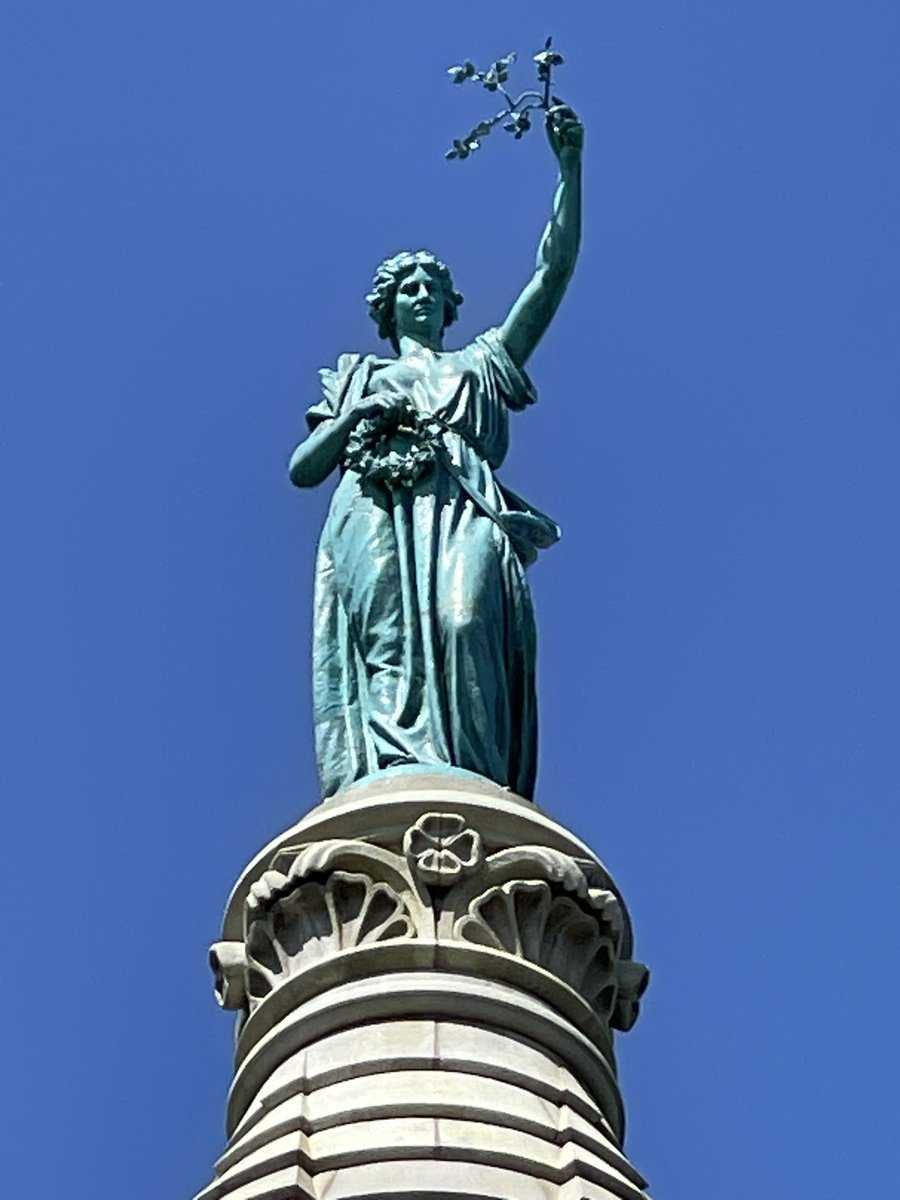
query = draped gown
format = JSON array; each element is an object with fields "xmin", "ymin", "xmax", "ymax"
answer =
[{"xmin": 306, "ymin": 328, "xmax": 557, "ymax": 800}]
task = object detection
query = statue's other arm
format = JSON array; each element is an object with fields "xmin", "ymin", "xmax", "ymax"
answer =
[
  {"xmin": 289, "ymin": 392, "xmax": 403, "ymax": 487},
  {"xmin": 500, "ymin": 105, "xmax": 584, "ymax": 369}
]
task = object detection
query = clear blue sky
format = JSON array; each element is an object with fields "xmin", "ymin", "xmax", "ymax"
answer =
[{"xmin": 2, "ymin": 3, "xmax": 898, "ymax": 1196}]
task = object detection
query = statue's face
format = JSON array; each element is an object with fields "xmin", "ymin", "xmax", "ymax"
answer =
[{"xmin": 393, "ymin": 264, "xmax": 447, "ymax": 344}]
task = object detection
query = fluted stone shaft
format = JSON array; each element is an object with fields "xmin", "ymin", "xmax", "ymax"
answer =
[{"xmin": 196, "ymin": 770, "xmax": 651, "ymax": 1200}]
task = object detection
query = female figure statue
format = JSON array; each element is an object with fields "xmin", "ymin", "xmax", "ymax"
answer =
[{"xmin": 289, "ymin": 105, "xmax": 583, "ymax": 800}]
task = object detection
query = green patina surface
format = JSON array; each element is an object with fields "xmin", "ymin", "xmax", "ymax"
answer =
[{"xmin": 289, "ymin": 107, "xmax": 584, "ymax": 800}]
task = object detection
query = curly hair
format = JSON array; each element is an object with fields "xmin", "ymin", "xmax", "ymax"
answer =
[{"xmin": 366, "ymin": 250, "xmax": 464, "ymax": 349}]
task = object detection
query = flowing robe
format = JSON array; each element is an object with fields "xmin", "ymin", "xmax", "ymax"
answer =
[{"xmin": 306, "ymin": 328, "xmax": 557, "ymax": 800}]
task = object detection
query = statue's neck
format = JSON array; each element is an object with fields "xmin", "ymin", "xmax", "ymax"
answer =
[{"xmin": 397, "ymin": 332, "xmax": 444, "ymax": 356}]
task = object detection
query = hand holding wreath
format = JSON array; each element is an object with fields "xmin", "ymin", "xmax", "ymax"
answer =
[{"xmin": 344, "ymin": 391, "xmax": 446, "ymax": 489}]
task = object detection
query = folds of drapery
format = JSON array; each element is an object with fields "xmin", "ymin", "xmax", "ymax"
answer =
[{"xmin": 304, "ymin": 329, "xmax": 557, "ymax": 800}]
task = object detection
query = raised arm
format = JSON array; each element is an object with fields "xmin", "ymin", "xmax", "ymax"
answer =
[{"xmin": 499, "ymin": 105, "xmax": 584, "ymax": 369}]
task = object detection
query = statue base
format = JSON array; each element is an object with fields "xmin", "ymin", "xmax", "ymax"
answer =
[{"xmin": 195, "ymin": 770, "xmax": 651, "ymax": 1199}]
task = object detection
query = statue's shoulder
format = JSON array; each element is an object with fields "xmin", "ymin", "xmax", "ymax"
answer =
[
  {"xmin": 468, "ymin": 327, "xmax": 537, "ymax": 410},
  {"xmin": 336, "ymin": 351, "xmax": 365, "ymax": 374},
  {"xmin": 319, "ymin": 351, "xmax": 363, "ymax": 383},
  {"xmin": 463, "ymin": 327, "xmax": 513, "ymax": 368},
  {"xmin": 318, "ymin": 352, "xmax": 372, "ymax": 408}
]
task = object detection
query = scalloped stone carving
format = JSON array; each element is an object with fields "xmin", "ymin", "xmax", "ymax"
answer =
[
  {"xmin": 245, "ymin": 871, "xmax": 413, "ymax": 1001},
  {"xmin": 455, "ymin": 880, "xmax": 625, "ymax": 1016}
]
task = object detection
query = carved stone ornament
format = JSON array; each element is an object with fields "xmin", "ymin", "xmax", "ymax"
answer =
[
  {"xmin": 613, "ymin": 958, "xmax": 651, "ymax": 1032},
  {"xmin": 215, "ymin": 812, "xmax": 648, "ymax": 1029},
  {"xmin": 245, "ymin": 872, "xmax": 414, "ymax": 1002},
  {"xmin": 455, "ymin": 880, "xmax": 622, "ymax": 1018},
  {"xmin": 402, "ymin": 811, "xmax": 483, "ymax": 884},
  {"xmin": 208, "ymin": 941, "xmax": 247, "ymax": 1011}
]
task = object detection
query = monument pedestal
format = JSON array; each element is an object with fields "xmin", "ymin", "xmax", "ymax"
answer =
[{"xmin": 195, "ymin": 770, "xmax": 651, "ymax": 1199}]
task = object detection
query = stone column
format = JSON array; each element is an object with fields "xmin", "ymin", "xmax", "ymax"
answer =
[{"xmin": 195, "ymin": 770, "xmax": 651, "ymax": 1200}]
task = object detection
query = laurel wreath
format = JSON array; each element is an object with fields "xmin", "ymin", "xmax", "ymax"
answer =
[{"xmin": 343, "ymin": 403, "xmax": 446, "ymax": 488}]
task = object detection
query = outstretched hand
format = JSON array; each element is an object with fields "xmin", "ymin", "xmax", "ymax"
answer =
[{"xmin": 546, "ymin": 104, "xmax": 584, "ymax": 168}]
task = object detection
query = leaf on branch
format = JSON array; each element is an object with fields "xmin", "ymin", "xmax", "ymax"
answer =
[
  {"xmin": 533, "ymin": 49, "xmax": 564, "ymax": 69},
  {"xmin": 447, "ymin": 61, "xmax": 477, "ymax": 83},
  {"xmin": 446, "ymin": 137, "xmax": 473, "ymax": 160},
  {"xmin": 492, "ymin": 52, "xmax": 516, "ymax": 83},
  {"xmin": 503, "ymin": 111, "xmax": 532, "ymax": 139},
  {"xmin": 534, "ymin": 34, "xmax": 565, "ymax": 85}
]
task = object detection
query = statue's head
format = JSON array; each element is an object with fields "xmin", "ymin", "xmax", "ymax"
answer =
[{"xmin": 367, "ymin": 250, "xmax": 464, "ymax": 351}]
